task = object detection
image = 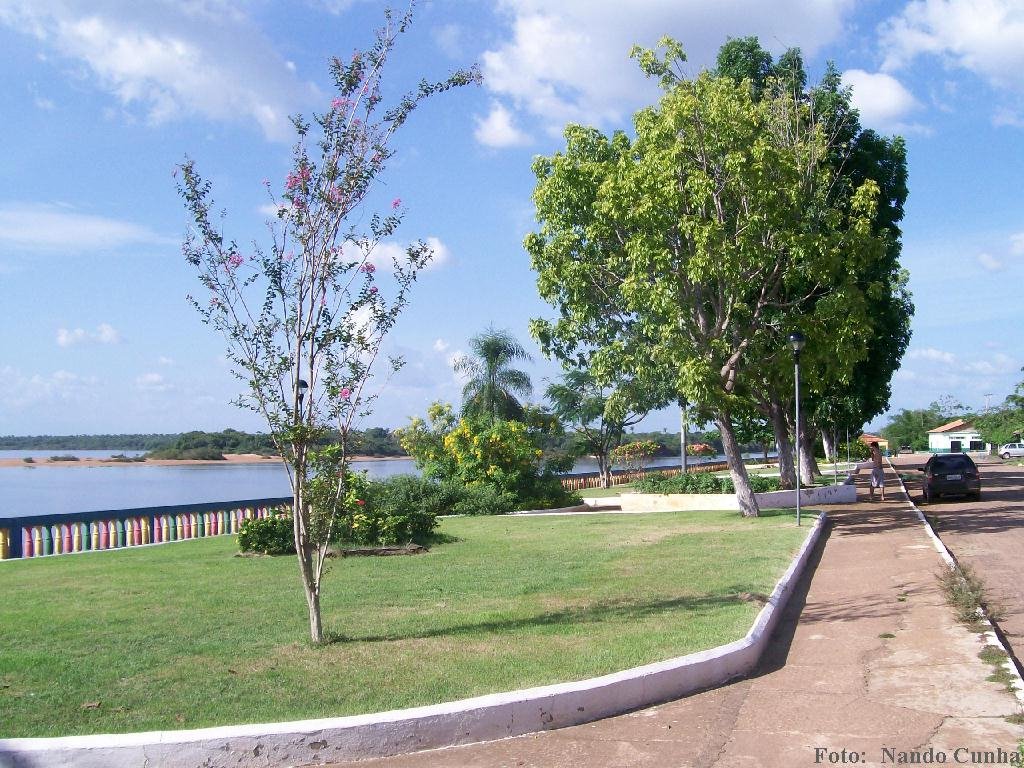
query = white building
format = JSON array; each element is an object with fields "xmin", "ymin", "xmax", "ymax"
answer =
[{"xmin": 927, "ymin": 419, "xmax": 988, "ymax": 454}]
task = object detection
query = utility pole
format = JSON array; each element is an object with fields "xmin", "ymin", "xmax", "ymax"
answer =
[{"xmin": 984, "ymin": 393, "xmax": 994, "ymax": 413}]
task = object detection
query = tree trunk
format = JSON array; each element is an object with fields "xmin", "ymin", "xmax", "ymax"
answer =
[
  {"xmin": 799, "ymin": 420, "xmax": 818, "ymax": 486},
  {"xmin": 821, "ymin": 429, "xmax": 836, "ymax": 465},
  {"xmin": 770, "ymin": 401, "xmax": 797, "ymax": 490},
  {"xmin": 680, "ymin": 400, "xmax": 688, "ymax": 474},
  {"xmin": 598, "ymin": 453, "xmax": 612, "ymax": 489},
  {"xmin": 293, "ymin": 480, "xmax": 324, "ymax": 644},
  {"xmin": 718, "ymin": 411, "xmax": 759, "ymax": 517}
]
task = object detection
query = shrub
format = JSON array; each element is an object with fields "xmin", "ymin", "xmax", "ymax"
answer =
[
  {"xmin": 22, "ymin": 457, "xmax": 35, "ymax": 464},
  {"xmin": 47, "ymin": 455, "xmax": 80, "ymax": 462},
  {"xmin": 447, "ymin": 482, "xmax": 517, "ymax": 516},
  {"xmin": 633, "ymin": 472, "xmax": 781, "ymax": 494},
  {"xmin": 398, "ymin": 405, "xmax": 580, "ymax": 512},
  {"xmin": 343, "ymin": 475, "xmax": 441, "ymax": 546},
  {"xmin": 237, "ymin": 513, "xmax": 295, "ymax": 555}
]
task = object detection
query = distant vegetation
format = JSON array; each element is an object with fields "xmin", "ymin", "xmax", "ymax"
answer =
[
  {"xmin": 0, "ymin": 428, "xmax": 408, "ymax": 458},
  {"xmin": 0, "ymin": 434, "xmax": 177, "ymax": 451}
]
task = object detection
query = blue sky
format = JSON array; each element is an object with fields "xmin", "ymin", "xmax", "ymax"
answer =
[{"xmin": 1, "ymin": 0, "xmax": 1022, "ymax": 436}]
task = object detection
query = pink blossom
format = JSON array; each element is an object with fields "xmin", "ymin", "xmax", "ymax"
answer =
[
  {"xmin": 369, "ymin": 286, "xmax": 378, "ymax": 295},
  {"xmin": 359, "ymin": 262, "xmax": 376, "ymax": 274},
  {"xmin": 391, "ymin": 198, "xmax": 401, "ymax": 210},
  {"xmin": 331, "ymin": 97, "xmax": 345, "ymax": 110},
  {"xmin": 340, "ymin": 387, "xmax": 352, "ymax": 400},
  {"xmin": 327, "ymin": 185, "xmax": 345, "ymax": 204},
  {"xmin": 228, "ymin": 253, "xmax": 244, "ymax": 268},
  {"xmin": 355, "ymin": 499, "xmax": 365, "ymax": 506}
]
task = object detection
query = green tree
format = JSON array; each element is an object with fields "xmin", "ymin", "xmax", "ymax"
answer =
[
  {"xmin": 528, "ymin": 39, "xmax": 885, "ymax": 516},
  {"xmin": 178, "ymin": 10, "xmax": 477, "ymax": 643},
  {"xmin": 714, "ymin": 39, "xmax": 911, "ymax": 483},
  {"xmin": 882, "ymin": 407, "xmax": 943, "ymax": 451},
  {"xmin": 545, "ymin": 368, "xmax": 651, "ymax": 488},
  {"xmin": 975, "ymin": 369, "xmax": 1024, "ymax": 445},
  {"xmin": 455, "ymin": 327, "xmax": 534, "ymax": 422}
]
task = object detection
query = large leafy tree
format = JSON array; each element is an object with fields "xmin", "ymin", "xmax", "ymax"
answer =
[
  {"xmin": 178, "ymin": 10, "xmax": 477, "ymax": 643},
  {"xmin": 528, "ymin": 39, "xmax": 885, "ymax": 516},
  {"xmin": 455, "ymin": 327, "xmax": 534, "ymax": 422},
  {"xmin": 715, "ymin": 41, "xmax": 912, "ymax": 483}
]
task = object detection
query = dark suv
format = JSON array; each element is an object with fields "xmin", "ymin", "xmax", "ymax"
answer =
[{"xmin": 918, "ymin": 454, "xmax": 981, "ymax": 503}]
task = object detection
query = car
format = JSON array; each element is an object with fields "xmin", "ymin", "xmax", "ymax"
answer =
[
  {"xmin": 918, "ymin": 453, "xmax": 981, "ymax": 503},
  {"xmin": 998, "ymin": 442, "xmax": 1024, "ymax": 460},
  {"xmin": 899, "ymin": 445, "xmax": 913, "ymax": 454}
]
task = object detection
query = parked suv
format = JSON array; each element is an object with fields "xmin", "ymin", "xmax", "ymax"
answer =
[
  {"xmin": 918, "ymin": 454, "xmax": 981, "ymax": 503},
  {"xmin": 999, "ymin": 443, "xmax": 1024, "ymax": 460}
]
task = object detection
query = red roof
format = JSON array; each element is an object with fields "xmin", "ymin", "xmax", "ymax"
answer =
[{"xmin": 927, "ymin": 419, "xmax": 975, "ymax": 434}]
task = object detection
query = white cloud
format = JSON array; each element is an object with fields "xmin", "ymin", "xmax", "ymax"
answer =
[
  {"xmin": 424, "ymin": 237, "xmax": 451, "ymax": 270},
  {"xmin": 361, "ymin": 236, "xmax": 451, "ymax": 271},
  {"xmin": 906, "ymin": 347, "xmax": 956, "ymax": 364},
  {"xmin": 880, "ymin": 1, "xmax": 1024, "ymax": 95},
  {"xmin": 0, "ymin": 365, "xmax": 98, "ymax": 407},
  {"xmin": 0, "ymin": 202, "xmax": 171, "ymax": 252},
  {"xmin": 976, "ymin": 252, "xmax": 1004, "ymax": 272},
  {"xmin": 447, "ymin": 350, "xmax": 470, "ymax": 385},
  {"xmin": 433, "ymin": 338, "xmax": 450, "ymax": 353},
  {"xmin": 474, "ymin": 100, "xmax": 531, "ymax": 147},
  {"xmin": 481, "ymin": 0, "xmax": 856, "ymax": 137},
  {"xmin": 135, "ymin": 372, "xmax": 171, "ymax": 392},
  {"xmin": 0, "ymin": 0, "xmax": 320, "ymax": 140},
  {"xmin": 1010, "ymin": 232, "xmax": 1024, "ymax": 255},
  {"xmin": 992, "ymin": 106, "xmax": 1024, "ymax": 128},
  {"xmin": 56, "ymin": 323, "xmax": 122, "ymax": 347},
  {"xmin": 841, "ymin": 69, "xmax": 923, "ymax": 132},
  {"xmin": 433, "ymin": 22, "xmax": 465, "ymax": 59},
  {"xmin": 964, "ymin": 353, "xmax": 1017, "ymax": 376},
  {"xmin": 157, "ymin": 355, "xmax": 174, "ymax": 366}
]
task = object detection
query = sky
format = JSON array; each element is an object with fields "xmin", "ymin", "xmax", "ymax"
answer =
[{"xmin": 1, "ymin": 0, "xmax": 1022, "ymax": 437}]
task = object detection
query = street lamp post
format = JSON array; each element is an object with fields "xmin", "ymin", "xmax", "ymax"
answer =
[
  {"xmin": 296, "ymin": 378, "xmax": 309, "ymax": 417},
  {"xmin": 788, "ymin": 332, "xmax": 806, "ymax": 526}
]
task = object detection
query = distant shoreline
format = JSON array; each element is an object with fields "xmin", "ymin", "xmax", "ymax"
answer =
[{"xmin": 0, "ymin": 453, "xmax": 410, "ymax": 469}]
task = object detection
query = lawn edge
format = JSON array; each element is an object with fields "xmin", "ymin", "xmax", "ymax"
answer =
[{"xmin": 0, "ymin": 512, "xmax": 826, "ymax": 768}]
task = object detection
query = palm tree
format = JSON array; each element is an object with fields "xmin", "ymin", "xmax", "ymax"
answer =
[{"xmin": 455, "ymin": 327, "xmax": 533, "ymax": 421}]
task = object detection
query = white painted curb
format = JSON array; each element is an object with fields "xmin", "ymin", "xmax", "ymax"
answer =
[
  {"xmin": 0, "ymin": 514, "xmax": 827, "ymax": 768},
  {"xmin": 890, "ymin": 463, "xmax": 1024, "ymax": 705}
]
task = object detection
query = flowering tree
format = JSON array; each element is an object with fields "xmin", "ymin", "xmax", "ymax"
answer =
[
  {"xmin": 610, "ymin": 440, "xmax": 660, "ymax": 475},
  {"xmin": 177, "ymin": 9, "xmax": 478, "ymax": 643}
]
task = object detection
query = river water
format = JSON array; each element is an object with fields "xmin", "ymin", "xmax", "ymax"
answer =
[{"xmin": 0, "ymin": 450, "xmax": 760, "ymax": 519}]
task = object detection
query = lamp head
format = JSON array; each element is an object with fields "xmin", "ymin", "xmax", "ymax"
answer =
[
  {"xmin": 787, "ymin": 331, "xmax": 806, "ymax": 354},
  {"xmin": 297, "ymin": 379, "xmax": 309, "ymax": 401}
]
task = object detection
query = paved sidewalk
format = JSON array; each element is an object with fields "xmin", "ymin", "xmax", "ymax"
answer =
[{"xmin": 323, "ymin": 468, "xmax": 1023, "ymax": 767}]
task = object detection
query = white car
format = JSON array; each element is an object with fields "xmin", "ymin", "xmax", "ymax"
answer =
[{"xmin": 999, "ymin": 442, "xmax": 1024, "ymax": 459}]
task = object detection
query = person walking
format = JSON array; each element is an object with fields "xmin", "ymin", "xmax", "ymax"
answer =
[{"xmin": 869, "ymin": 441, "xmax": 886, "ymax": 501}]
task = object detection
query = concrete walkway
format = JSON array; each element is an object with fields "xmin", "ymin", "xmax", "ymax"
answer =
[{"xmin": 322, "ymin": 468, "xmax": 1023, "ymax": 767}]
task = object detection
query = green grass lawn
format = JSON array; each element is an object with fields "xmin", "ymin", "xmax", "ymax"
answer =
[{"xmin": 0, "ymin": 510, "xmax": 811, "ymax": 738}]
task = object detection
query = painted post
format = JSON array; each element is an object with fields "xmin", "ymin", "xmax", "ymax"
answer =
[
  {"xmin": 23, "ymin": 528, "xmax": 33, "ymax": 558},
  {"xmin": 0, "ymin": 529, "xmax": 9, "ymax": 559}
]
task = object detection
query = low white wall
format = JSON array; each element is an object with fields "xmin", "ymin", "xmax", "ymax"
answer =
[
  {"xmin": 619, "ymin": 481, "xmax": 856, "ymax": 513},
  {"xmin": 0, "ymin": 515, "xmax": 827, "ymax": 768}
]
